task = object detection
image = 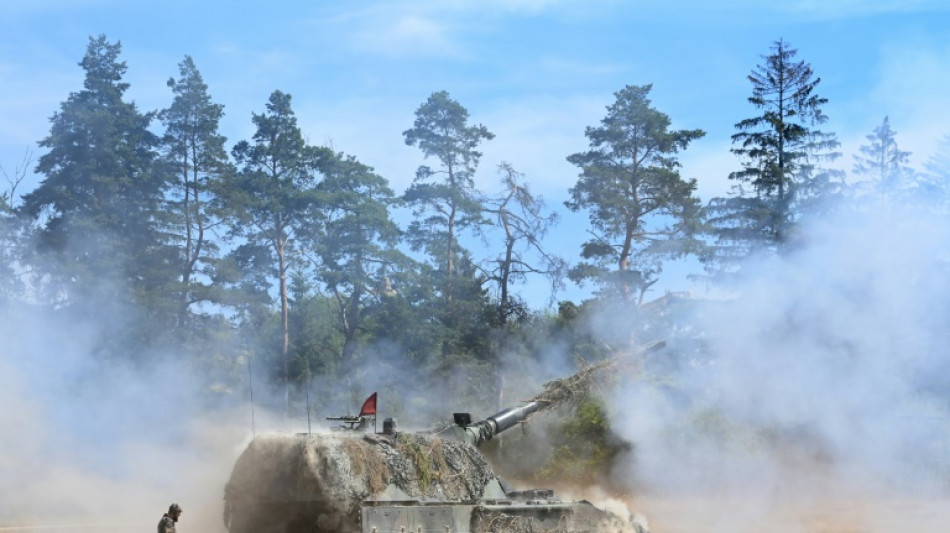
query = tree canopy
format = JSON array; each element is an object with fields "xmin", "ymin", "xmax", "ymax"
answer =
[
  {"xmin": 4, "ymin": 34, "xmax": 947, "ymax": 434},
  {"xmin": 566, "ymin": 84, "xmax": 704, "ymax": 305},
  {"xmin": 706, "ymin": 39, "xmax": 841, "ymax": 274},
  {"xmin": 20, "ymin": 35, "xmax": 171, "ymax": 342}
]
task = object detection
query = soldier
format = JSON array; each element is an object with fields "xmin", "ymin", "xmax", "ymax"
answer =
[{"xmin": 157, "ymin": 503, "xmax": 182, "ymax": 533}]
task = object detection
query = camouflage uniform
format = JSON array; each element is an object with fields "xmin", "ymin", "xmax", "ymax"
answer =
[
  {"xmin": 157, "ymin": 514, "xmax": 176, "ymax": 533},
  {"xmin": 158, "ymin": 503, "xmax": 181, "ymax": 533}
]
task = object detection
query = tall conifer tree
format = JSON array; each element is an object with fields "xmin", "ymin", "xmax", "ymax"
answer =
[
  {"xmin": 159, "ymin": 56, "xmax": 231, "ymax": 325},
  {"xmin": 309, "ymin": 151, "xmax": 406, "ymax": 371},
  {"xmin": 403, "ymin": 91, "xmax": 494, "ymax": 359},
  {"xmin": 566, "ymin": 84, "xmax": 704, "ymax": 305},
  {"xmin": 706, "ymin": 39, "xmax": 841, "ymax": 274},
  {"xmin": 852, "ymin": 116, "xmax": 913, "ymax": 206},
  {"xmin": 221, "ymin": 90, "xmax": 326, "ymax": 413},
  {"xmin": 22, "ymin": 35, "xmax": 166, "ymax": 312}
]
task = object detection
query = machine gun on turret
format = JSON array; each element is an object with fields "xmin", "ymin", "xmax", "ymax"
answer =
[{"xmin": 326, "ymin": 392, "xmax": 377, "ymax": 431}]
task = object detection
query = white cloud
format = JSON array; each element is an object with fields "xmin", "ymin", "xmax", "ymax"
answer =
[{"xmin": 347, "ymin": 11, "xmax": 465, "ymax": 59}]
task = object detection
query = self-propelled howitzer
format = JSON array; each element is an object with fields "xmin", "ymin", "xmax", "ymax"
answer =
[
  {"xmin": 224, "ymin": 406, "xmax": 645, "ymax": 533},
  {"xmin": 224, "ymin": 345, "xmax": 663, "ymax": 533}
]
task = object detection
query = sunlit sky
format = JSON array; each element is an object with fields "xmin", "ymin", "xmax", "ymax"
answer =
[{"xmin": 2, "ymin": 0, "xmax": 949, "ymax": 305}]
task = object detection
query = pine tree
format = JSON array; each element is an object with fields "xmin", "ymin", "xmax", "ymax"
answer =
[
  {"xmin": 566, "ymin": 84, "xmax": 704, "ymax": 305},
  {"xmin": 403, "ymin": 90, "xmax": 494, "ymax": 293},
  {"xmin": 310, "ymin": 151, "xmax": 407, "ymax": 371},
  {"xmin": 159, "ymin": 55, "xmax": 231, "ymax": 325},
  {"xmin": 219, "ymin": 90, "xmax": 326, "ymax": 413},
  {"xmin": 403, "ymin": 91, "xmax": 494, "ymax": 359}
]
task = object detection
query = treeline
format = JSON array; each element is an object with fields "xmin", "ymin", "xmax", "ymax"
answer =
[{"xmin": 1, "ymin": 36, "xmax": 948, "ymax": 415}]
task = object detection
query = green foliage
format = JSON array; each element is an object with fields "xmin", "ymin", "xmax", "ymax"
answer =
[
  {"xmin": 442, "ymin": 258, "xmax": 495, "ymax": 362},
  {"xmin": 218, "ymin": 90, "xmax": 330, "ymax": 411},
  {"xmin": 853, "ymin": 117, "xmax": 912, "ymax": 196},
  {"xmin": 706, "ymin": 39, "xmax": 843, "ymax": 275},
  {"xmin": 552, "ymin": 300, "xmax": 611, "ymax": 362},
  {"xmin": 402, "ymin": 91, "xmax": 497, "ymax": 362},
  {"xmin": 403, "ymin": 90, "xmax": 493, "ymax": 282},
  {"xmin": 10, "ymin": 34, "xmax": 918, "ymax": 431},
  {"xmin": 310, "ymin": 150, "xmax": 406, "ymax": 371},
  {"xmin": 22, "ymin": 35, "xmax": 167, "ymax": 304},
  {"xmin": 566, "ymin": 84, "xmax": 705, "ymax": 305},
  {"xmin": 288, "ymin": 275, "xmax": 344, "ymax": 381},
  {"xmin": 362, "ymin": 282, "xmax": 444, "ymax": 364},
  {"xmin": 17, "ymin": 35, "xmax": 183, "ymax": 355},
  {"xmin": 158, "ymin": 55, "xmax": 231, "ymax": 326},
  {"xmin": 536, "ymin": 398, "xmax": 630, "ymax": 486}
]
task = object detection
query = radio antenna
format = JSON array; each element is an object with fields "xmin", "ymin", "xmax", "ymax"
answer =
[{"xmin": 247, "ymin": 354, "xmax": 256, "ymax": 438}]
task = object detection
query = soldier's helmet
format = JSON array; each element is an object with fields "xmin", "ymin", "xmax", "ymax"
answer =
[{"xmin": 169, "ymin": 503, "xmax": 182, "ymax": 514}]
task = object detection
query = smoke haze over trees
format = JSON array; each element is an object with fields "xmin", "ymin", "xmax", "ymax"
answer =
[{"xmin": 2, "ymin": 30, "xmax": 950, "ymax": 531}]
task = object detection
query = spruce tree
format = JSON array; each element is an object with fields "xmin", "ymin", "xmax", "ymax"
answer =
[
  {"xmin": 21, "ymin": 35, "xmax": 167, "ymax": 315},
  {"xmin": 852, "ymin": 116, "xmax": 913, "ymax": 206},
  {"xmin": 706, "ymin": 39, "xmax": 842, "ymax": 275}
]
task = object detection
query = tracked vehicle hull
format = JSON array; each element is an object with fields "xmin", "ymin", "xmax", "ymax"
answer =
[
  {"xmin": 224, "ymin": 433, "xmax": 646, "ymax": 533},
  {"xmin": 362, "ymin": 499, "xmax": 637, "ymax": 533}
]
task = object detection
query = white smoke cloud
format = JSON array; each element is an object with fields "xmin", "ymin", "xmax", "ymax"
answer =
[
  {"xmin": 605, "ymin": 202, "xmax": 950, "ymax": 530},
  {"xmin": 0, "ymin": 305, "xmax": 254, "ymax": 531}
]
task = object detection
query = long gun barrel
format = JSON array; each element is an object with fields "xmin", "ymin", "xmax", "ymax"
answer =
[
  {"xmin": 448, "ymin": 400, "xmax": 547, "ymax": 447},
  {"xmin": 444, "ymin": 340, "xmax": 666, "ymax": 447}
]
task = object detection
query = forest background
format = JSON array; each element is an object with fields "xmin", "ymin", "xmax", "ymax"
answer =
[{"xmin": 2, "ymin": 2, "xmax": 950, "ymax": 529}]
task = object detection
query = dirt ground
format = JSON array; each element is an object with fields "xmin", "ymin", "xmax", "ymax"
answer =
[
  {"xmin": 633, "ymin": 495, "xmax": 950, "ymax": 533},
  {"xmin": 4, "ymin": 495, "xmax": 949, "ymax": 533}
]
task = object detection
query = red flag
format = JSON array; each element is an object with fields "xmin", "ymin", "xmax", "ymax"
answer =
[{"xmin": 359, "ymin": 392, "xmax": 377, "ymax": 416}]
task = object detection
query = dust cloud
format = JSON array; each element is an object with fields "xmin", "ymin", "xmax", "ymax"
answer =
[
  {"xmin": 0, "ymin": 305, "xmax": 255, "ymax": 533},
  {"xmin": 606, "ymin": 203, "xmax": 950, "ymax": 531}
]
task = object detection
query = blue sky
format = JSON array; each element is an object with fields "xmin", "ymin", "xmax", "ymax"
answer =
[{"xmin": 2, "ymin": 0, "xmax": 949, "ymax": 305}]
